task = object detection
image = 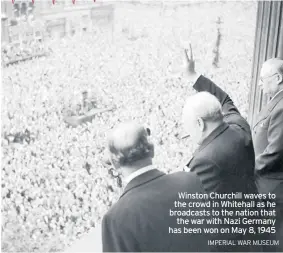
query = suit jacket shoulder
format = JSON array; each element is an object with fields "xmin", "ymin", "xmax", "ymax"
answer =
[
  {"xmin": 188, "ymin": 123, "xmax": 256, "ymax": 193},
  {"xmin": 254, "ymin": 90, "xmax": 283, "ymax": 126},
  {"xmin": 102, "ymin": 169, "xmax": 210, "ymax": 252}
]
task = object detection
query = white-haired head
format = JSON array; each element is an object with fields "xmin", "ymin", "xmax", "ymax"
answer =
[
  {"xmin": 260, "ymin": 58, "xmax": 283, "ymax": 96},
  {"xmin": 182, "ymin": 92, "xmax": 223, "ymax": 145}
]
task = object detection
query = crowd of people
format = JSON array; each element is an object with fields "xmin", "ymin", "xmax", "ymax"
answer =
[
  {"xmin": 101, "ymin": 43, "xmax": 283, "ymax": 251},
  {"xmin": 2, "ymin": 2, "xmax": 257, "ymax": 252},
  {"xmin": 2, "ymin": 16, "xmax": 47, "ymax": 66}
]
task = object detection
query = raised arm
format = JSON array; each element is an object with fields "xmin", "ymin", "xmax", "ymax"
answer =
[
  {"xmin": 193, "ymin": 75, "xmax": 240, "ymax": 115},
  {"xmin": 183, "ymin": 46, "xmax": 250, "ymax": 133}
]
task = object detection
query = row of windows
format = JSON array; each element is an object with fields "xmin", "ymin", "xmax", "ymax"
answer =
[
  {"xmin": 13, "ymin": 2, "xmax": 34, "ymax": 17},
  {"xmin": 11, "ymin": 0, "xmax": 105, "ymax": 19}
]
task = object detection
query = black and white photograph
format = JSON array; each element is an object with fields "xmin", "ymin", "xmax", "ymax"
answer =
[{"xmin": 1, "ymin": 0, "xmax": 283, "ymax": 252}]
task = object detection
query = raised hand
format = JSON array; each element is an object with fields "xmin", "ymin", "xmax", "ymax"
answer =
[{"xmin": 184, "ymin": 44, "xmax": 196, "ymax": 75}]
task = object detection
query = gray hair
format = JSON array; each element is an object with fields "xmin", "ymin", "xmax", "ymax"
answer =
[
  {"xmin": 183, "ymin": 91, "xmax": 223, "ymax": 122},
  {"xmin": 263, "ymin": 58, "xmax": 283, "ymax": 76},
  {"xmin": 107, "ymin": 122, "xmax": 153, "ymax": 167}
]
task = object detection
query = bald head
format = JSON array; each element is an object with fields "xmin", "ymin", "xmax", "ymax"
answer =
[
  {"xmin": 182, "ymin": 92, "xmax": 223, "ymax": 122},
  {"xmin": 262, "ymin": 58, "xmax": 283, "ymax": 76},
  {"xmin": 107, "ymin": 121, "xmax": 153, "ymax": 168},
  {"xmin": 260, "ymin": 58, "xmax": 283, "ymax": 96},
  {"xmin": 182, "ymin": 92, "xmax": 223, "ymax": 144}
]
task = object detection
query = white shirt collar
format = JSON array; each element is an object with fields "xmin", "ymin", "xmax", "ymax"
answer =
[
  {"xmin": 124, "ymin": 165, "xmax": 156, "ymax": 185},
  {"xmin": 270, "ymin": 89, "xmax": 283, "ymax": 102}
]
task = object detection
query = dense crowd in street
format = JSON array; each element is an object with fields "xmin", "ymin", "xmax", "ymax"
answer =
[{"xmin": 1, "ymin": 2, "xmax": 256, "ymax": 251}]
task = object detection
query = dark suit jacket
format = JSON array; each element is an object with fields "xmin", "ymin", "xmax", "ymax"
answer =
[
  {"xmin": 187, "ymin": 75, "xmax": 257, "ymax": 194},
  {"xmin": 252, "ymin": 90, "xmax": 283, "ymax": 202},
  {"xmin": 185, "ymin": 76, "xmax": 265, "ymax": 252},
  {"xmin": 102, "ymin": 169, "xmax": 211, "ymax": 252}
]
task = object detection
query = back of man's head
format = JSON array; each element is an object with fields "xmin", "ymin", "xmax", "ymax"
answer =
[
  {"xmin": 182, "ymin": 92, "xmax": 223, "ymax": 144},
  {"xmin": 107, "ymin": 121, "xmax": 154, "ymax": 169}
]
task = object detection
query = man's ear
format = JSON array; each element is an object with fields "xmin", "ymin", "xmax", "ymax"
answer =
[
  {"xmin": 109, "ymin": 156, "xmax": 120, "ymax": 170},
  {"xmin": 197, "ymin": 117, "xmax": 205, "ymax": 132},
  {"xmin": 146, "ymin": 127, "xmax": 151, "ymax": 136},
  {"xmin": 277, "ymin": 73, "xmax": 283, "ymax": 84},
  {"xmin": 149, "ymin": 143, "xmax": 154, "ymax": 158}
]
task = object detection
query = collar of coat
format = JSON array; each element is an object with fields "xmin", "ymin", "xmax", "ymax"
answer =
[
  {"xmin": 267, "ymin": 88, "xmax": 283, "ymax": 110},
  {"xmin": 195, "ymin": 121, "xmax": 229, "ymax": 154},
  {"xmin": 254, "ymin": 88, "xmax": 283, "ymax": 126},
  {"xmin": 119, "ymin": 169, "xmax": 165, "ymax": 199}
]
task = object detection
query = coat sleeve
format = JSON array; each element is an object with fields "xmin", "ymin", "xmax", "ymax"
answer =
[
  {"xmin": 255, "ymin": 106, "xmax": 283, "ymax": 174},
  {"xmin": 102, "ymin": 214, "xmax": 116, "ymax": 252},
  {"xmin": 193, "ymin": 75, "xmax": 251, "ymax": 134},
  {"xmin": 188, "ymin": 157, "xmax": 221, "ymax": 193},
  {"xmin": 102, "ymin": 213, "xmax": 140, "ymax": 252}
]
